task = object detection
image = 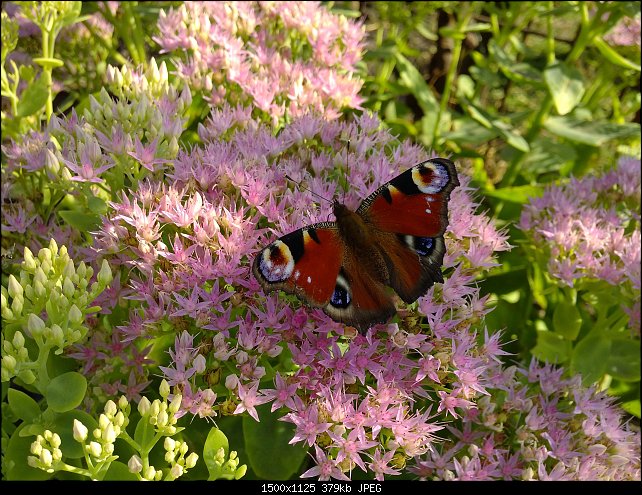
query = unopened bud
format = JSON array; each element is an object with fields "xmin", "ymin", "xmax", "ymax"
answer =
[
  {"xmin": 45, "ymin": 149, "xmax": 61, "ymax": 178},
  {"xmin": 22, "ymin": 248, "xmax": 37, "ymax": 272},
  {"xmin": 73, "ymin": 419, "xmax": 88, "ymax": 442},
  {"xmin": 138, "ymin": 396, "xmax": 151, "ymax": 416},
  {"xmin": 28, "ymin": 314, "xmax": 46, "ymax": 337},
  {"xmin": 128, "ymin": 455, "xmax": 143, "ymax": 473},
  {"xmin": 97, "ymin": 260, "xmax": 113, "ymax": 287},
  {"xmin": 170, "ymin": 463, "xmax": 183, "ymax": 479},
  {"xmin": 89, "ymin": 441, "xmax": 102, "ymax": 458},
  {"xmin": 159, "ymin": 379, "xmax": 170, "ymax": 399},
  {"xmin": 68, "ymin": 304, "xmax": 83, "ymax": 325},
  {"xmin": 12, "ymin": 331, "xmax": 25, "ymax": 349},
  {"xmin": 185, "ymin": 452, "xmax": 198, "ymax": 469},
  {"xmin": 8, "ymin": 275, "xmax": 23, "ymax": 299},
  {"xmin": 168, "ymin": 394, "xmax": 182, "ymax": 414}
]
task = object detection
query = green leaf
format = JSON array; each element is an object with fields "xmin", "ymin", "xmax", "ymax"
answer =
[
  {"xmin": 52, "ymin": 410, "xmax": 98, "ymax": 459},
  {"xmin": 570, "ymin": 335, "xmax": 612, "ymax": 384},
  {"xmin": 394, "ymin": 53, "xmax": 439, "ymax": 115},
  {"xmin": 441, "ymin": 117, "xmax": 499, "ymax": 145},
  {"xmin": 593, "ymin": 37, "xmax": 641, "ymax": 72},
  {"xmin": 32, "ymin": 57, "xmax": 64, "ymax": 69},
  {"xmin": 544, "ymin": 116, "xmax": 641, "ymax": 146},
  {"xmin": 488, "ymin": 40, "xmax": 543, "ymax": 84},
  {"xmin": 204, "ymin": 427, "xmax": 231, "ymax": 480},
  {"xmin": 606, "ymin": 338, "xmax": 641, "ymax": 382},
  {"xmin": 4, "ymin": 423, "xmax": 52, "ymax": 480},
  {"xmin": 16, "ymin": 75, "xmax": 49, "ymax": 118},
  {"xmin": 553, "ymin": 301, "xmax": 582, "ymax": 341},
  {"xmin": 521, "ymin": 137, "xmax": 577, "ymax": 179},
  {"xmin": 58, "ymin": 210, "xmax": 101, "ymax": 232},
  {"xmin": 18, "ymin": 423, "xmax": 44, "ymax": 437},
  {"xmin": 204, "ymin": 426, "xmax": 229, "ymax": 456},
  {"xmin": 531, "ymin": 330, "xmax": 572, "ymax": 364},
  {"xmin": 87, "ymin": 195, "xmax": 108, "ymax": 215},
  {"xmin": 8, "ymin": 389, "xmax": 41, "ymax": 422},
  {"xmin": 243, "ymin": 404, "xmax": 308, "ymax": 480},
  {"xmin": 133, "ymin": 416, "xmax": 155, "ymax": 449},
  {"xmin": 483, "ymin": 185, "xmax": 543, "ymax": 204},
  {"xmin": 464, "ymin": 23, "xmax": 492, "ymax": 33},
  {"xmin": 543, "ymin": 62, "xmax": 585, "ymax": 115},
  {"xmin": 464, "ymin": 101, "xmax": 529, "ymax": 152},
  {"xmin": 103, "ymin": 461, "xmax": 138, "ymax": 481},
  {"xmin": 45, "ymin": 372, "xmax": 87, "ymax": 413}
]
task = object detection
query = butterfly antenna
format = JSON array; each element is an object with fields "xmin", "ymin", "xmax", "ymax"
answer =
[
  {"xmin": 344, "ymin": 139, "xmax": 351, "ymax": 205},
  {"xmin": 285, "ymin": 174, "xmax": 331, "ymax": 204}
]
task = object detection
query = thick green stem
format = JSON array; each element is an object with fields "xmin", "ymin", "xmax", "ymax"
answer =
[
  {"xmin": 40, "ymin": 30, "xmax": 54, "ymax": 121},
  {"xmin": 432, "ymin": 8, "xmax": 473, "ymax": 144},
  {"xmin": 58, "ymin": 461, "xmax": 93, "ymax": 478},
  {"xmin": 35, "ymin": 343, "xmax": 51, "ymax": 392}
]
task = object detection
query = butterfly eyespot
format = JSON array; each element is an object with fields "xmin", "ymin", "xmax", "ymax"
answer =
[
  {"xmin": 412, "ymin": 161, "xmax": 450, "ymax": 194},
  {"xmin": 401, "ymin": 235, "xmax": 435, "ymax": 256},
  {"xmin": 330, "ymin": 285, "xmax": 351, "ymax": 308},
  {"xmin": 258, "ymin": 240, "xmax": 295, "ymax": 282},
  {"xmin": 330, "ymin": 273, "xmax": 351, "ymax": 308},
  {"xmin": 414, "ymin": 237, "xmax": 434, "ymax": 256}
]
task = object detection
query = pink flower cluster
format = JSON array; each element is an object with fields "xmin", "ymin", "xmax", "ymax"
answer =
[
  {"xmin": 412, "ymin": 360, "xmax": 641, "ymax": 480},
  {"xmin": 83, "ymin": 105, "xmax": 640, "ymax": 479},
  {"xmin": 154, "ymin": 1, "xmax": 365, "ymax": 122},
  {"xmin": 68, "ymin": 317, "xmax": 153, "ymax": 410},
  {"xmin": 604, "ymin": 13, "xmax": 641, "ymax": 47},
  {"xmin": 520, "ymin": 156, "xmax": 641, "ymax": 330}
]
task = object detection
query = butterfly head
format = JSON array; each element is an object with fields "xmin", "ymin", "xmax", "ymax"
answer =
[{"xmin": 332, "ymin": 199, "xmax": 351, "ymax": 220}]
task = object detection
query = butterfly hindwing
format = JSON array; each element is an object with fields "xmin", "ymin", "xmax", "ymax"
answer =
[
  {"xmin": 253, "ymin": 223, "xmax": 343, "ymax": 307},
  {"xmin": 376, "ymin": 232, "xmax": 446, "ymax": 303},
  {"xmin": 322, "ymin": 255, "xmax": 396, "ymax": 333},
  {"xmin": 357, "ymin": 158, "xmax": 459, "ymax": 237}
]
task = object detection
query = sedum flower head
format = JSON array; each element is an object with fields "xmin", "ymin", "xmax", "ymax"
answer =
[
  {"xmin": 520, "ymin": 155, "xmax": 641, "ymax": 330},
  {"xmin": 154, "ymin": 1, "xmax": 364, "ymax": 123},
  {"xmin": 1, "ymin": 242, "xmax": 111, "ymax": 383},
  {"xmin": 604, "ymin": 13, "xmax": 641, "ymax": 47}
]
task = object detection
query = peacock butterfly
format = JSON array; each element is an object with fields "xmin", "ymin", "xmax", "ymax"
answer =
[{"xmin": 253, "ymin": 158, "xmax": 459, "ymax": 333}]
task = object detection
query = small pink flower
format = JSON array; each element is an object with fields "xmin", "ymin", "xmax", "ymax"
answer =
[{"xmin": 233, "ymin": 381, "xmax": 270, "ymax": 422}]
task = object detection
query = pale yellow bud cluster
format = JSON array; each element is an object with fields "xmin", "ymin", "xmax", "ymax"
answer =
[
  {"xmin": 99, "ymin": 57, "xmax": 191, "ymax": 150},
  {"xmin": 211, "ymin": 446, "xmax": 247, "ymax": 480},
  {"xmin": 28, "ymin": 430, "xmax": 63, "ymax": 473},
  {"xmin": 73, "ymin": 397, "xmax": 130, "ymax": 472},
  {"xmin": 163, "ymin": 437, "xmax": 199, "ymax": 481},
  {"xmin": 1, "ymin": 241, "xmax": 113, "ymax": 382},
  {"xmin": 138, "ymin": 380, "xmax": 182, "ymax": 435}
]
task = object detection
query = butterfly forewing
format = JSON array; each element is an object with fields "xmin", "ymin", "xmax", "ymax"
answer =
[
  {"xmin": 357, "ymin": 158, "xmax": 459, "ymax": 237},
  {"xmin": 253, "ymin": 223, "xmax": 343, "ymax": 307}
]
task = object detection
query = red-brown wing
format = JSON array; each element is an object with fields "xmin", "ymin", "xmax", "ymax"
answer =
[
  {"xmin": 254, "ymin": 222, "xmax": 395, "ymax": 333},
  {"xmin": 373, "ymin": 231, "xmax": 447, "ymax": 304},
  {"xmin": 357, "ymin": 158, "xmax": 459, "ymax": 237},
  {"xmin": 322, "ymin": 252, "xmax": 396, "ymax": 333},
  {"xmin": 253, "ymin": 223, "xmax": 343, "ymax": 307}
]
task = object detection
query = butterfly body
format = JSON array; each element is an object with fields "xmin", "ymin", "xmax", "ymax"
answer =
[{"xmin": 253, "ymin": 158, "xmax": 459, "ymax": 333}]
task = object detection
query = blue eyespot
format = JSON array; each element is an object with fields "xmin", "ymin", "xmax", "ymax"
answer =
[
  {"xmin": 330, "ymin": 285, "xmax": 351, "ymax": 308},
  {"xmin": 415, "ymin": 237, "xmax": 434, "ymax": 256}
]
